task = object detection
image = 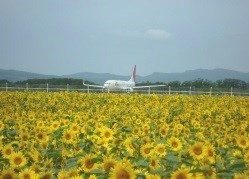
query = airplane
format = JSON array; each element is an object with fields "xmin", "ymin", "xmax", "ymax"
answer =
[{"xmin": 83, "ymin": 65, "xmax": 165, "ymax": 92}]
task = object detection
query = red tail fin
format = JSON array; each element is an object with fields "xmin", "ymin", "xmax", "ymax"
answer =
[
  {"xmin": 129, "ymin": 65, "xmax": 136, "ymax": 82},
  {"xmin": 133, "ymin": 65, "xmax": 136, "ymax": 82}
]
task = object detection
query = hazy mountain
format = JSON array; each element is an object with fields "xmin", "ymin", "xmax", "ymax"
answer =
[
  {"xmin": 64, "ymin": 72, "xmax": 143, "ymax": 85},
  {"xmin": 0, "ymin": 68, "xmax": 248, "ymax": 84},
  {"xmin": 64, "ymin": 69, "xmax": 249, "ymax": 84},
  {"xmin": 142, "ymin": 69, "xmax": 249, "ymax": 83},
  {"xmin": 0, "ymin": 69, "xmax": 57, "ymax": 82}
]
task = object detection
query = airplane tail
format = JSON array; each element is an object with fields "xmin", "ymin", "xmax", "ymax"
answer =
[{"xmin": 129, "ymin": 65, "xmax": 136, "ymax": 82}]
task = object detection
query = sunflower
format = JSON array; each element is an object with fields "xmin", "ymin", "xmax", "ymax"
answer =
[
  {"xmin": 141, "ymin": 136, "xmax": 150, "ymax": 144},
  {"xmin": 236, "ymin": 136, "xmax": 249, "ymax": 149},
  {"xmin": 40, "ymin": 171, "xmax": 54, "ymax": 179},
  {"xmin": 135, "ymin": 118, "xmax": 142, "ymax": 125},
  {"xmin": 57, "ymin": 170, "xmax": 68, "ymax": 179},
  {"xmin": 18, "ymin": 168, "xmax": 39, "ymax": 179},
  {"xmin": 140, "ymin": 143, "xmax": 154, "ymax": 158},
  {"xmin": 124, "ymin": 138, "xmax": 135, "ymax": 155},
  {"xmin": 244, "ymin": 151, "xmax": 249, "ymax": 163},
  {"xmin": 234, "ymin": 172, "xmax": 247, "ymax": 179},
  {"xmin": 189, "ymin": 142, "xmax": 206, "ymax": 160},
  {"xmin": 67, "ymin": 168, "xmax": 79, "ymax": 178},
  {"xmin": 0, "ymin": 168, "xmax": 17, "ymax": 179},
  {"xmin": 171, "ymin": 167, "xmax": 192, "ymax": 179},
  {"xmin": 9, "ymin": 151, "xmax": 27, "ymax": 168},
  {"xmin": 0, "ymin": 120, "xmax": 4, "ymax": 131},
  {"xmin": 168, "ymin": 137, "xmax": 182, "ymax": 152},
  {"xmin": 202, "ymin": 167, "xmax": 217, "ymax": 179},
  {"xmin": 102, "ymin": 155, "xmax": 117, "ymax": 172},
  {"xmin": 145, "ymin": 172, "xmax": 161, "ymax": 179},
  {"xmin": 109, "ymin": 160, "xmax": 136, "ymax": 179},
  {"xmin": 70, "ymin": 122, "xmax": 80, "ymax": 134},
  {"xmin": 149, "ymin": 155, "xmax": 160, "ymax": 170},
  {"xmin": 100, "ymin": 126, "xmax": 114, "ymax": 142},
  {"xmin": 44, "ymin": 158, "xmax": 54, "ymax": 169},
  {"xmin": 30, "ymin": 150, "xmax": 43, "ymax": 163},
  {"xmin": 51, "ymin": 121, "xmax": 60, "ymax": 131},
  {"xmin": 159, "ymin": 124, "xmax": 169, "ymax": 137},
  {"xmin": 154, "ymin": 143, "xmax": 167, "ymax": 157},
  {"xmin": 19, "ymin": 132, "xmax": 30, "ymax": 142},
  {"xmin": 40, "ymin": 141, "xmax": 49, "ymax": 150},
  {"xmin": 30, "ymin": 163, "xmax": 42, "ymax": 173},
  {"xmin": 205, "ymin": 145, "xmax": 215, "ymax": 164},
  {"xmin": 36, "ymin": 132, "xmax": 48, "ymax": 142},
  {"xmin": 192, "ymin": 172, "xmax": 204, "ymax": 179},
  {"xmin": 2, "ymin": 144, "xmax": 14, "ymax": 158},
  {"xmin": 71, "ymin": 175, "xmax": 83, "ymax": 179},
  {"xmin": 89, "ymin": 174, "xmax": 98, "ymax": 179},
  {"xmin": 78, "ymin": 154, "xmax": 99, "ymax": 172},
  {"xmin": 62, "ymin": 129, "xmax": 75, "ymax": 144},
  {"xmin": 132, "ymin": 127, "xmax": 141, "ymax": 137}
]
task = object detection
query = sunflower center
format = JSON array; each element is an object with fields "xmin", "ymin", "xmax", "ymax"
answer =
[
  {"xmin": 105, "ymin": 132, "xmax": 111, "ymax": 138},
  {"xmin": 3, "ymin": 173, "xmax": 13, "ymax": 179},
  {"xmin": 151, "ymin": 159, "xmax": 156, "ymax": 167},
  {"xmin": 38, "ymin": 155, "xmax": 43, "ymax": 162},
  {"xmin": 172, "ymin": 141, "xmax": 179, "ymax": 148},
  {"xmin": 208, "ymin": 150, "xmax": 214, "ymax": 157},
  {"xmin": 5, "ymin": 149, "xmax": 12, "ymax": 155},
  {"xmin": 22, "ymin": 135, "xmax": 28, "ymax": 141},
  {"xmin": 23, "ymin": 174, "xmax": 31, "ymax": 179},
  {"xmin": 73, "ymin": 126, "xmax": 77, "ymax": 131},
  {"xmin": 104, "ymin": 161, "xmax": 115, "ymax": 170},
  {"xmin": 85, "ymin": 159, "xmax": 94, "ymax": 169},
  {"xmin": 43, "ymin": 173, "xmax": 52, "ymax": 179},
  {"xmin": 176, "ymin": 173, "xmax": 187, "ymax": 179},
  {"xmin": 14, "ymin": 157, "xmax": 22, "ymax": 165},
  {"xmin": 240, "ymin": 139, "xmax": 246, "ymax": 146},
  {"xmin": 116, "ymin": 168, "xmax": 130, "ymax": 179},
  {"xmin": 65, "ymin": 134, "xmax": 71, "ymax": 140},
  {"xmin": 144, "ymin": 148, "xmax": 151, "ymax": 154},
  {"xmin": 37, "ymin": 134, "xmax": 43, "ymax": 140},
  {"xmin": 193, "ymin": 146, "xmax": 202, "ymax": 155},
  {"xmin": 204, "ymin": 169, "xmax": 213, "ymax": 176},
  {"xmin": 161, "ymin": 129, "xmax": 166, "ymax": 135},
  {"xmin": 158, "ymin": 147, "xmax": 164, "ymax": 153}
]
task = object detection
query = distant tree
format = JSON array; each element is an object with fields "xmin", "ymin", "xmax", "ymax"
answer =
[
  {"xmin": 215, "ymin": 78, "xmax": 248, "ymax": 89},
  {"xmin": 168, "ymin": 81, "xmax": 181, "ymax": 87},
  {"xmin": 191, "ymin": 78, "xmax": 213, "ymax": 88},
  {"xmin": 181, "ymin": 80, "xmax": 192, "ymax": 87},
  {"xmin": 0, "ymin": 80, "xmax": 11, "ymax": 84}
]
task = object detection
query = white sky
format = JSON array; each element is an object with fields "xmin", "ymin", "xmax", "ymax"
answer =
[{"xmin": 0, "ymin": 0, "xmax": 249, "ymax": 76}]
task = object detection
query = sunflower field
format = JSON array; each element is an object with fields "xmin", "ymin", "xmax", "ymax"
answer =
[{"xmin": 0, "ymin": 91, "xmax": 248, "ymax": 179}]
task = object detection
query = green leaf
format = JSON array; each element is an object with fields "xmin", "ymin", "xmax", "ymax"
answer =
[
  {"xmin": 136, "ymin": 159, "xmax": 149, "ymax": 167},
  {"xmin": 166, "ymin": 155, "xmax": 179, "ymax": 163},
  {"xmin": 217, "ymin": 172, "xmax": 234, "ymax": 178},
  {"xmin": 228, "ymin": 159, "xmax": 247, "ymax": 172},
  {"xmin": 122, "ymin": 126, "xmax": 132, "ymax": 132},
  {"xmin": 89, "ymin": 168, "xmax": 103, "ymax": 174},
  {"xmin": 65, "ymin": 160, "xmax": 78, "ymax": 170}
]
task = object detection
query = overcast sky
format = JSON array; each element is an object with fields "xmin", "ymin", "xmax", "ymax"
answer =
[{"xmin": 0, "ymin": 0, "xmax": 249, "ymax": 76}]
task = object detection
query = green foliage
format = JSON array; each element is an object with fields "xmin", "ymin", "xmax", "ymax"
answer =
[{"xmin": 0, "ymin": 78, "xmax": 248, "ymax": 91}]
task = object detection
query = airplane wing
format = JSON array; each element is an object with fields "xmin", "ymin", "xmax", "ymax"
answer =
[
  {"xmin": 133, "ymin": 85, "xmax": 166, "ymax": 89},
  {"xmin": 83, "ymin": 81, "xmax": 103, "ymax": 88}
]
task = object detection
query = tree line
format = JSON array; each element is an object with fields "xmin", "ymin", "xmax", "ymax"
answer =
[
  {"xmin": 0, "ymin": 78, "xmax": 248, "ymax": 90},
  {"xmin": 138, "ymin": 78, "xmax": 249, "ymax": 90}
]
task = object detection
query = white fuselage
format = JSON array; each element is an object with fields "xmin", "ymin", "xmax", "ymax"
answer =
[{"xmin": 103, "ymin": 80, "xmax": 135, "ymax": 90}]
